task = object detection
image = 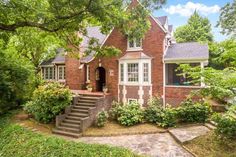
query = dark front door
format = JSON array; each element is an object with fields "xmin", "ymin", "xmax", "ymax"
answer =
[{"xmin": 96, "ymin": 67, "xmax": 106, "ymax": 92}]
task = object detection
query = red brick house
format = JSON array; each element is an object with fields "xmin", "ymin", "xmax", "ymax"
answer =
[{"xmin": 40, "ymin": 1, "xmax": 209, "ymax": 107}]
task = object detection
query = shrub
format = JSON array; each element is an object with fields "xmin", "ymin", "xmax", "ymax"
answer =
[
  {"xmin": 116, "ymin": 102, "xmax": 144, "ymax": 126},
  {"xmin": 96, "ymin": 111, "xmax": 109, "ymax": 127},
  {"xmin": 147, "ymin": 95, "xmax": 162, "ymax": 107},
  {"xmin": 158, "ymin": 107, "xmax": 177, "ymax": 128},
  {"xmin": 176, "ymin": 98, "xmax": 212, "ymax": 123},
  {"xmin": 212, "ymin": 113, "xmax": 236, "ymax": 140},
  {"xmin": 144, "ymin": 105, "xmax": 163, "ymax": 123},
  {"xmin": 109, "ymin": 101, "xmax": 123, "ymax": 120},
  {"xmin": 24, "ymin": 82, "xmax": 72, "ymax": 123}
]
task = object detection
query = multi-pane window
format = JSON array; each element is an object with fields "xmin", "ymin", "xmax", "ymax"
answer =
[
  {"xmin": 128, "ymin": 38, "xmax": 142, "ymax": 49},
  {"xmin": 128, "ymin": 63, "xmax": 139, "ymax": 82},
  {"xmin": 143, "ymin": 63, "xmax": 149, "ymax": 82},
  {"xmin": 120, "ymin": 64, "xmax": 124, "ymax": 82},
  {"xmin": 43, "ymin": 67, "xmax": 54, "ymax": 80},
  {"xmin": 58, "ymin": 66, "xmax": 65, "ymax": 80},
  {"xmin": 86, "ymin": 65, "xmax": 90, "ymax": 82}
]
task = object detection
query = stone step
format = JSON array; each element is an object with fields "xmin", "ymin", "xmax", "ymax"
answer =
[
  {"xmin": 63, "ymin": 119, "xmax": 81, "ymax": 125},
  {"xmin": 69, "ymin": 112, "xmax": 89, "ymax": 118},
  {"xmin": 80, "ymin": 96, "xmax": 101, "ymax": 100},
  {"xmin": 66, "ymin": 115, "xmax": 82, "ymax": 120},
  {"xmin": 79, "ymin": 93, "xmax": 103, "ymax": 98},
  {"xmin": 57, "ymin": 126, "xmax": 80, "ymax": 133},
  {"xmin": 73, "ymin": 106, "xmax": 94, "ymax": 110},
  {"xmin": 52, "ymin": 129, "xmax": 81, "ymax": 138},
  {"xmin": 78, "ymin": 99, "xmax": 97, "ymax": 103},
  {"xmin": 71, "ymin": 108, "xmax": 89, "ymax": 113},
  {"xmin": 60, "ymin": 122, "xmax": 80, "ymax": 129},
  {"xmin": 76, "ymin": 102, "xmax": 96, "ymax": 107}
]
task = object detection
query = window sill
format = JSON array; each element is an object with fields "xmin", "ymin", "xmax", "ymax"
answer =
[
  {"xmin": 126, "ymin": 48, "xmax": 143, "ymax": 52},
  {"xmin": 119, "ymin": 82, "xmax": 152, "ymax": 86},
  {"xmin": 165, "ymin": 85, "xmax": 203, "ymax": 88}
]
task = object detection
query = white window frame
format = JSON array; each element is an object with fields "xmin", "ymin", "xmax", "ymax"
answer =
[
  {"xmin": 127, "ymin": 63, "xmax": 139, "ymax": 83},
  {"xmin": 86, "ymin": 65, "xmax": 90, "ymax": 83},
  {"xmin": 42, "ymin": 66, "xmax": 55, "ymax": 81},
  {"xmin": 119, "ymin": 59, "xmax": 151, "ymax": 86},
  {"xmin": 120, "ymin": 63, "xmax": 124, "ymax": 83},
  {"xmin": 127, "ymin": 38, "xmax": 143, "ymax": 51},
  {"xmin": 58, "ymin": 65, "xmax": 66, "ymax": 81}
]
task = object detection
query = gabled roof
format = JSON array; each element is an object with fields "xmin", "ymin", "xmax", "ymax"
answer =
[
  {"xmin": 164, "ymin": 42, "xmax": 209, "ymax": 61},
  {"xmin": 119, "ymin": 52, "xmax": 152, "ymax": 60},
  {"xmin": 40, "ymin": 48, "xmax": 65, "ymax": 66},
  {"xmin": 156, "ymin": 16, "xmax": 167, "ymax": 26}
]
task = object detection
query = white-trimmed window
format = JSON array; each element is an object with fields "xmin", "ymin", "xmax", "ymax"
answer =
[
  {"xmin": 127, "ymin": 63, "xmax": 139, "ymax": 82},
  {"xmin": 58, "ymin": 66, "xmax": 66, "ymax": 80},
  {"xmin": 86, "ymin": 65, "xmax": 90, "ymax": 82},
  {"xmin": 143, "ymin": 63, "xmax": 149, "ymax": 82},
  {"xmin": 128, "ymin": 38, "xmax": 142, "ymax": 50},
  {"xmin": 42, "ymin": 67, "xmax": 55, "ymax": 80},
  {"xmin": 120, "ymin": 64, "xmax": 124, "ymax": 82}
]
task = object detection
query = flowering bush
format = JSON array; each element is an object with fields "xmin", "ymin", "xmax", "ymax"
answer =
[
  {"xmin": 96, "ymin": 111, "xmax": 109, "ymax": 127},
  {"xmin": 24, "ymin": 82, "xmax": 72, "ymax": 123}
]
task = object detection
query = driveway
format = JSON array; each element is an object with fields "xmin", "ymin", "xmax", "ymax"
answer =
[{"xmin": 78, "ymin": 133, "xmax": 193, "ymax": 157}]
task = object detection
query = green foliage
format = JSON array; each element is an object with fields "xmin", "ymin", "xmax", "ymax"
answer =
[
  {"xmin": 217, "ymin": 0, "xmax": 236, "ymax": 37},
  {"xmin": 0, "ymin": 50, "xmax": 33, "ymax": 114},
  {"xmin": 144, "ymin": 104, "xmax": 163, "ymax": 123},
  {"xmin": 8, "ymin": 28, "xmax": 63, "ymax": 71},
  {"xmin": 24, "ymin": 82, "xmax": 73, "ymax": 123},
  {"xmin": 179, "ymin": 64, "xmax": 236, "ymax": 102},
  {"xmin": 212, "ymin": 113, "xmax": 236, "ymax": 140},
  {"xmin": 110, "ymin": 102, "xmax": 144, "ymax": 126},
  {"xmin": 0, "ymin": 0, "xmax": 166, "ymax": 58},
  {"xmin": 0, "ymin": 113, "xmax": 139, "ymax": 157},
  {"xmin": 174, "ymin": 11, "xmax": 213, "ymax": 43},
  {"xmin": 96, "ymin": 111, "xmax": 109, "ymax": 127},
  {"xmin": 176, "ymin": 98, "xmax": 212, "ymax": 123},
  {"xmin": 147, "ymin": 95, "xmax": 162, "ymax": 107},
  {"xmin": 158, "ymin": 107, "xmax": 177, "ymax": 128},
  {"xmin": 209, "ymin": 39, "xmax": 236, "ymax": 69}
]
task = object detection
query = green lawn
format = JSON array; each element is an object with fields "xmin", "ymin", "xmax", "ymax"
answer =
[
  {"xmin": 0, "ymin": 111, "xmax": 140, "ymax": 157},
  {"xmin": 184, "ymin": 131, "xmax": 236, "ymax": 157}
]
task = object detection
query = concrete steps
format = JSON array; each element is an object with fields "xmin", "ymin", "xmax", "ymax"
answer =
[{"xmin": 53, "ymin": 94, "xmax": 102, "ymax": 138}]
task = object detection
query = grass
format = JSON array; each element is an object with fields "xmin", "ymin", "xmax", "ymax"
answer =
[
  {"xmin": 0, "ymin": 111, "xmax": 141, "ymax": 157},
  {"xmin": 184, "ymin": 131, "xmax": 236, "ymax": 157},
  {"xmin": 83, "ymin": 121, "xmax": 166, "ymax": 137}
]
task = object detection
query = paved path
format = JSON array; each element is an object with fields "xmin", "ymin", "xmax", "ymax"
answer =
[
  {"xmin": 169, "ymin": 125, "xmax": 210, "ymax": 143},
  {"xmin": 78, "ymin": 133, "xmax": 193, "ymax": 157}
]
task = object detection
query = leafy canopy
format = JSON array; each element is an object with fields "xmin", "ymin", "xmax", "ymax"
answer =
[
  {"xmin": 217, "ymin": 0, "xmax": 236, "ymax": 37},
  {"xmin": 174, "ymin": 11, "xmax": 213, "ymax": 43},
  {"xmin": 209, "ymin": 39, "xmax": 236, "ymax": 69},
  {"xmin": 0, "ymin": 0, "xmax": 166, "ymax": 57}
]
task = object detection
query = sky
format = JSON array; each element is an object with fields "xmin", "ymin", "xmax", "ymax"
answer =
[{"xmin": 153, "ymin": 0, "xmax": 233, "ymax": 42}]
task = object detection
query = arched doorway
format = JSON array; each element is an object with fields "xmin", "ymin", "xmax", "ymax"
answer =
[{"xmin": 95, "ymin": 67, "xmax": 106, "ymax": 92}]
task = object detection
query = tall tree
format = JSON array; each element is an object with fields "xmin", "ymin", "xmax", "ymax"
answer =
[
  {"xmin": 209, "ymin": 39, "xmax": 236, "ymax": 69},
  {"xmin": 217, "ymin": 0, "xmax": 236, "ymax": 37},
  {"xmin": 7, "ymin": 28, "xmax": 62, "ymax": 72},
  {"xmin": 0, "ymin": 0, "xmax": 166, "ymax": 56},
  {"xmin": 174, "ymin": 11, "xmax": 213, "ymax": 43}
]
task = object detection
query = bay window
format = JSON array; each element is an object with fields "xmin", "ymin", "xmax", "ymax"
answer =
[
  {"xmin": 42, "ymin": 67, "xmax": 55, "ymax": 80},
  {"xmin": 119, "ymin": 61, "xmax": 151, "ymax": 84}
]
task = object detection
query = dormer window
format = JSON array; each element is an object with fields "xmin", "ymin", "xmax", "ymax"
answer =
[{"xmin": 128, "ymin": 38, "xmax": 142, "ymax": 51}]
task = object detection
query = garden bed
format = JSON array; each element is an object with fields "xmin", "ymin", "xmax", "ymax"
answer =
[
  {"xmin": 184, "ymin": 131, "xmax": 236, "ymax": 157},
  {"xmin": 83, "ymin": 121, "xmax": 166, "ymax": 137}
]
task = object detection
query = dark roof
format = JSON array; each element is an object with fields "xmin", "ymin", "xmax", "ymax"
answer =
[
  {"xmin": 156, "ymin": 16, "xmax": 167, "ymax": 26},
  {"xmin": 80, "ymin": 26, "xmax": 107, "ymax": 63},
  {"xmin": 164, "ymin": 42, "xmax": 209, "ymax": 61},
  {"xmin": 40, "ymin": 48, "xmax": 65, "ymax": 66}
]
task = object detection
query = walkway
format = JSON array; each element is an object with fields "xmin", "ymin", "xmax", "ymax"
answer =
[{"xmin": 78, "ymin": 133, "xmax": 193, "ymax": 157}]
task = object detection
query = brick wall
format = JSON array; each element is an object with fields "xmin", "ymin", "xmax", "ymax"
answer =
[
  {"xmin": 165, "ymin": 86, "xmax": 201, "ymax": 107},
  {"xmin": 65, "ymin": 56, "xmax": 85, "ymax": 90}
]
